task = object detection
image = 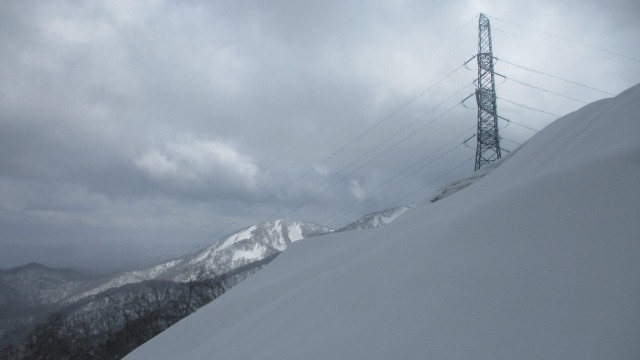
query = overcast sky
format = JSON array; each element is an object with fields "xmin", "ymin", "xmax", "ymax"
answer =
[{"xmin": 1, "ymin": 0, "xmax": 638, "ymax": 271}]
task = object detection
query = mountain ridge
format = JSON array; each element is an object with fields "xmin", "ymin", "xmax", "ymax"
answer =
[{"xmin": 336, "ymin": 205, "xmax": 412, "ymax": 232}]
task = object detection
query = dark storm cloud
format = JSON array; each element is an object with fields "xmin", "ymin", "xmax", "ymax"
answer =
[{"xmin": 0, "ymin": 0, "xmax": 638, "ymax": 269}]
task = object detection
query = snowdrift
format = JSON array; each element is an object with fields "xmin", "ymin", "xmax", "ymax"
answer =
[{"xmin": 125, "ymin": 84, "xmax": 640, "ymax": 360}]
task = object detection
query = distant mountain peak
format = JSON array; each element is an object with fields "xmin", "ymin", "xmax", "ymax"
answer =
[
  {"xmin": 192, "ymin": 219, "xmax": 333, "ymax": 275},
  {"xmin": 336, "ymin": 205, "xmax": 412, "ymax": 232}
]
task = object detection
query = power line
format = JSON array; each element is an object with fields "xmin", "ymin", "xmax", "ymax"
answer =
[
  {"xmin": 495, "ymin": 57, "xmax": 615, "ymax": 96},
  {"xmin": 199, "ymin": 16, "xmax": 481, "ymax": 243},
  {"xmin": 498, "ymin": 97, "xmax": 560, "ymax": 118},
  {"xmin": 326, "ymin": 142, "xmax": 469, "ymax": 227},
  {"xmin": 464, "ymin": 60, "xmax": 594, "ymax": 104},
  {"xmin": 279, "ymin": 87, "xmax": 473, "ymax": 220},
  {"xmin": 500, "ymin": 137, "xmax": 523, "ymax": 146},
  {"xmin": 267, "ymin": 14, "xmax": 479, "ymax": 189},
  {"xmin": 203, "ymin": 63, "xmax": 469, "ymax": 242},
  {"xmin": 493, "ymin": 72, "xmax": 590, "ymax": 104},
  {"xmin": 310, "ymin": 64, "xmax": 466, "ymax": 173},
  {"xmin": 322, "ymin": 127, "xmax": 474, "ymax": 227},
  {"xmin": 488, "ymin": 14, "xmax": 640, "ymax": 63},
  {"xmin": 493, "ymin": 27, "xmax": 640, "ymax": 78},
  {"xmin": 393, "ymin": 155, "xmax": 473, "ymax": 207},
  {"xmin": 260, "ymin": 17, "xmax": 479, "ymax": 192},
  {"xmin": 498, "ymin": 116, "xmax": 539, "ymax": 132}
]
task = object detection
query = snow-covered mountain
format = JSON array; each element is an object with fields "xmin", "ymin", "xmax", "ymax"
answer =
[
  {"xmin": 65, "ymin": 219, "xmax": 332, "ymax": 303},
  {"xmin": 336, "ymin": 205, "xmax": 412, "ymax": 232},
  {"xmin": 124, "ymin": 85, "xmax": 640, "ymax": 360},
  {"xmin": 1, "ymin": 219, "xmax": 332, "ymax": 348},
  {"xmin": 3, "ymin": 209, "xmax": 408, "ymax": 311},
  {"xmin": 186, "ymin": 218, "xmax": 333, "ymax": 277},
  {"xmin": 1, "ymin": 203, "xmax": 410, "ymax": 352}
]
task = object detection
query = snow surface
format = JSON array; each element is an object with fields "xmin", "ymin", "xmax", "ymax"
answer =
[
  {"xmin": 287, "ymin": 223, "xmax": 304, "ymax": 242},
  {"xmin": 231, "ymin": 246, "xmax": 266, "ymax": 262},
  {"xmin": 125, "ymin": 84, "xmax": 640, "ymax": 360}
]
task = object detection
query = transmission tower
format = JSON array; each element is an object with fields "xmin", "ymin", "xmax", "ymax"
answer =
[{"xmin": 474, "ymin": 13, "xmax": 501, "ymax": 170}]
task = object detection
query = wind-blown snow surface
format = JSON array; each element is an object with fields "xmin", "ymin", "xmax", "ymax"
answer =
[{"xmin": 125, "ymin": 85, "xmax": 640, "ymax": 360}]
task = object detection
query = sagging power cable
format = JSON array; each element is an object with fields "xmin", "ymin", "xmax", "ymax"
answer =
[{"xmin": 495, "ymin": 57, "xmax": 616, "ymax": 96}]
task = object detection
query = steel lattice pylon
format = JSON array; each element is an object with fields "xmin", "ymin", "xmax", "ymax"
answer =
[{"xmin": 474, "ymin": 13, "xmax": 501, "ymax": 171}]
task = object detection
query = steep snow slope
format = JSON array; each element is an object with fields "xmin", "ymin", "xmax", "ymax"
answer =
[{"xmin": 125, "ymin": 84, "xmax": 640, "ymax": 360}]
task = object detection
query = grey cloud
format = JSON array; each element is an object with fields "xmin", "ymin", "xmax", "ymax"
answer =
[{"xmin": 0, "ymin": 0, "xmax": 638, "ymax": 270}]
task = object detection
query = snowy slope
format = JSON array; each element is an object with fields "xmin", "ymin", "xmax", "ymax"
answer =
[{"xmin": 125, "ymin": 84, "xmax": 640, "ymax": 360}]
